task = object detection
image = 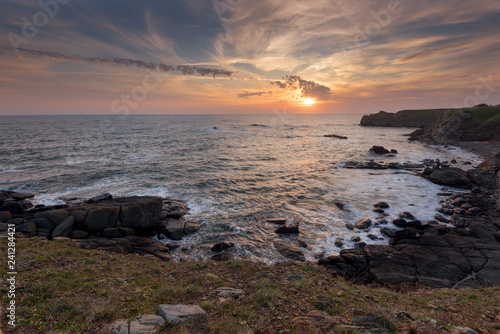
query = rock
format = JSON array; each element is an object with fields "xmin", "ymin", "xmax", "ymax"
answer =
[
  {"xmin": 163, "ymin": 219, "xmax": 185, "ymax": 240},
  {"xmin": 215, "ymin": 287, "xmax": 245, "ymax": 299},
  {"xmin": 372, "ymin": 208, "xmax": 384, "ymax": 213},
  {"xmin": 453, "ymin": 326, "xmax": 478, "ymax": 334},
  {"xmin": 211, "ymin": 242, "xmax": 234, "ymax": 253},
  {"xmin": 367, "ymin": 234, "xmax": 378, "ymax": 240},
  {"xmin": 266, "ymin": 218, "xmax": 287, "ymax": 225},
  {"xmin": 374, "ymin": 202, "xmax": 390, "ymax": 209},
  {"xmin": 17, "ymin": 222, "xmax": 36, "ymax": 233},
  {"xmin": 118, "ymin": 227, "xmax": 136, "ymax": 236},
  {"xmin": 129, "ymin": 315, "xmax": 165, "ymax": 334},
  {"xmin": 315, "ymin": 293, "xmax": 335, "ymax": 310},
  {"xmin": 165, "ymin": 211, "xmax": 185, "ymax": 219},
  {"xmin": 324, "ymin": 134, "xmax": 347, "ymax": 139},
  {"xmin": 7, "ymin": 218, "xmax": 24, "ymax": 225},
  {"xmin": 71, "ymin": 230, "xmax": 88, "ymax": 239},
  {"xmin": 275, "ymin": 223, "xmax": 299, "ymax": 234},
  {"xmin": 334, "ymin": 238, "xmax": 343, "ymax": 248},
  {"xmin": 392, "ymin": 218, "xmax": 407, "ymax": 228},
  {"xmin": 399, "ymin": 212, "xmax": 415, "ymax": 220},
  {"xmin": 183, "ymin": 221, "xmax": 200, "ymax": 234},
  {"xmin": 391, "ymin": 149, "xmax": 398, "ymax": 154},
  {"xmin": 354, "ymin": 218, "xmax": 371, "ymax": 229},
  {"xmin": 51, "ymin": 216, "xmax": 74, "ymax": 238},
  {"xmin": 116, "ymin": 196, "xmax": 163, "ymax": 229},
  {"xmin": 350, "ymin": 236, "xmax": 361, "ymax": 242},
  {"xmin": 30, "ymin": 218, "xmax": 54, "ymax": 230},
  {"xmin": 35, "ymin": 209, "xmax": 69, "ymax": 227},
  {"xmin": 0, "ymin": 211, "xmax": 12, "ymax": 222},
  {"xmin": 406, "ymin": 220, "xmax": 422, "ymax": 228},
  {"xmin": 380, "ymin": 227, "xmax": 395, "ymax": 238},
  {"xmin": 103, "ymin": 227, "xmax": 122, "ymax": 238},
  {"xmin": 467, "ymin": 169, "xmax": 496, "ymax": 189},
  {"xmin": 86, "ymin": 193, "xmax": 113, "ymax": 203},
  {"xmin": 434, "ymin": 214, "xmax": 450, "ymax": 223},
  {"xmin": 390, "ymin": 228, "xmax": 418, "ymax": 244},
  {"xmin": 370, "ymin": 146, "xmax": 390, "ymax": 154},
  {"xmin": 273, "ymin": 241, "xmax": 306, "ymax": 261},
  {"xmin": 83, "ymin": 207, "xmax": 119, "ymax": 231},
  {"xmin": 429, "ymin": 167, "xmax": 471, "ymax": 188},
  {"xmin": 291, "ymin": 310, "xmax": 338, "ymax": 327},
  {"xmin": 0, "ymin": 202, "xmax": 23, "ymax": 214},
  {"xmin": 70, "ymin": 210, "xmax": 87, "ymax": 224},
  {"xmin": 107, "ymin": 319, "xmax": 128, "ymax": 334},
  {"xmin": 354, "ymin": 242, "xmax": 367, "ymax": 249},
  {"xmin": 345, "ymin": 223, "xmax": 355, "ymax": 230},
  {"xmin": 157, "ymin": 304, "xmax": 206, "ymax": 325},
  {"xmin": 495, "ymin": 231, "xmax": 500, "ymax": 242}
]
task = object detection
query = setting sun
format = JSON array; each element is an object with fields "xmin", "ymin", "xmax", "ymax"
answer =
[{"xmin": 303, "ymin": 98, "xmax": 316, "ymax": 105}]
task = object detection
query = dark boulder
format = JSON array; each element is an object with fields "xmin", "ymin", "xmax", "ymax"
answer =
[
  {"xmin": 392, "ymin": 218, "xmax": 407, "ymax": 228},
  {"xmin": 374, "ymin": 202, "xmax": 390, "ymax": 209},
  {"xmin": 467, "ymin": 169, "xmax": 496, "ymax": 189},
  {"xmin": 103, "ymin": 227, "xmax": 122, "ymax": 238},
  {"xmin": 211, "ymin": 242, "xmax": 234, "ymax": 253},
  {"xmin": 83, "ymin": 207, "xmax": 119, "ymax": 231},
  {"xmin": 0, "ymin": 202, "xmax": 23, "ymax": 214},
  {"xmin": 380, "ymin": 227, "xmax": 395, "ymax": 238},
  {"xmin": 429, "ymin": 167, "xmax": 471, "ymax": 188},
  {"xmin": 183, "ymin": 221, "xmax": 200, "ymax": 234},
  {"xmin": 51, "ymin": 216, "xmax": 75, "ymax": 238},
  {"xmin": 0, "ymin": 211, "xmax": 12, "ymax": 222},
  {"xmin": 163, "ymin": 219, "xmax": 185, "ymax": 240},
  {"xmin": 370, "ymin": 146, "xmax": 390, "ymax": 154},
  {"xmin": 354, "ymin": 218, "xmax": 371, "ymax": 230},
  {"xmin": 115, "ymin": 197, "xmax": 163, "ymax": 229}
]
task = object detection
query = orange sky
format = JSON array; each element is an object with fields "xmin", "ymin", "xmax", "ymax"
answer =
[{"xmin": 1, "ymin": 0, "xmax": 500, "ymax": 115}]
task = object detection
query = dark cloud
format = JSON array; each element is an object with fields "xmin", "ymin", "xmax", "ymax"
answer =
[
  {"xmin": 0, "ymin": 46, "xmax": 235, "ymax": 78},
  {"xmin": 238, "ymin": 91, "xmax": 271, "ymax": 98},
  {"xmin": 271, "ymin": 75, "xmax": 332, "ymax": 101}
]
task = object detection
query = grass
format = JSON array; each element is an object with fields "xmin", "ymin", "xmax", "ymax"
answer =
[{"xmin": 1, "ymin": 237, "xmax": 499, "ymax": 333}]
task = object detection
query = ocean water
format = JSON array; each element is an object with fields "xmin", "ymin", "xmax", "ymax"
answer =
[{"xmin": 0, "ymin": 114, "xmax": 483, "ymax": 262}]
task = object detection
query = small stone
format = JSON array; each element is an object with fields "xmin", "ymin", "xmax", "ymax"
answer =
[
  {"xmin": 399, "ymin": 212, "xmax": 415, "ymax": 220},
  {"xmin": 334, "ymin": 238, "xmax": 343, "ymax": 248},
  {"xmin": 354, "ymin": 218, "xmax": 371, "ymax": 229},
  {"xmin": 350, "ymin": 236, "xmax": 360, "ymax": 242},
  {"xmin": 211, "ymin": 242, "xmax": 234, "ymax": 253},
  {"xmin": 345, "ymin": 223, "xmax": 355, "ymax": 230},
  {"xmin": 157, "ymin": 304, "xmax": 206, "ymax": 324},
  {"xmin": 374, "ymin": 202, "xmax": 390, "ymax": 209},
  {"xmin": 392, "ymin": 218, "xmax": 407, "ymax": 227},
  {"xmin": 372, "ymin": 208, "xmax": 385, "ymax": 213},
  {"xmin": 367, "ymin": 234, "xmax": 378, "ymax": 240}
]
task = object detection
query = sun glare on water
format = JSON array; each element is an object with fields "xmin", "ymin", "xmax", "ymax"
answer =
[{"xmin": 303, "ymin": 98, "xmax": 315, "ymax": 105}]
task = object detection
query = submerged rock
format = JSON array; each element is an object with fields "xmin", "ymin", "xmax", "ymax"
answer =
[{"xmin": 354, "ymin": 218, "xmax": 371, "ymax": 230}]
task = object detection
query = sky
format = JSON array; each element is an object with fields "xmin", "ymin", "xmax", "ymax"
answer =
[{"xmin": 1, "ymin": 0, "xmax": 500, "ymax": 115}]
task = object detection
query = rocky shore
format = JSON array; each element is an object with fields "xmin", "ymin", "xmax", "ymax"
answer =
[{"xmin": 0, "ymin": 192, "xmax": 201, "ymax": 262}]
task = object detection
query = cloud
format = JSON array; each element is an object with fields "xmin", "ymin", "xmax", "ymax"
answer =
[
  {"xmin": 0, "ymin": 46, "xmax": 235, "ymax": 78},
  {"xmin": 238, "ymin": 91, "xmax": 271, "ymax": 98},
  {"xmin": 271, "ymin": 75, "xmax": 332, "ymax": 101}
]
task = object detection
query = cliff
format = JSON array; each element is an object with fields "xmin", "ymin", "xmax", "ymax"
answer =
[
  {"xmin": 408, "ymin": 106, "xmax": 500, "ymax": 144},
  {"xmin": 360, "ymin": 109, "xmax": 448, "ymax": 127},
  {"xmin": 360, "ymin": 106, "xmax": 500, "ymax": 145}
]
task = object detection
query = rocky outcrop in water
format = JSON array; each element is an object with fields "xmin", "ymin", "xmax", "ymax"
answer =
[
  {"xmin": 0, "ymin": 193, "xmax": 201, "ymax": 261},
  {"xmin": 319, "ymin": 161, "xmax": 500, "ymax": 288}
]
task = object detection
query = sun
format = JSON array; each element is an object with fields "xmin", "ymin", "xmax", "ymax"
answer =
[{"xmin": 303, "ymin": 97, "xmax": 315, "ymax": 105}]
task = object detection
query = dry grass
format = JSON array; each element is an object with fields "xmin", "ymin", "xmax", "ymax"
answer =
[{"xmin": 1, "ymin": 237, "xmax": 499, "ymax": 333}]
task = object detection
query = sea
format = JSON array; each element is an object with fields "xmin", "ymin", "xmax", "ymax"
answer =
[{"xmin": 0, "ymin": 114, "xmax": 483, "ymax": 263}]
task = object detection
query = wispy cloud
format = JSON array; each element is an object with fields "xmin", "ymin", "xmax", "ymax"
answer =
[
  {"xmin": 0, "ymin": 46, "xmax": 236, "ymax": 78},
  {"xmin": 271, "ymin": 75, "xmax": 332, "ymax": 101},
  {"xmin": 238, "ymin": 90, "xmax": 271, "ymax": 98}
]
